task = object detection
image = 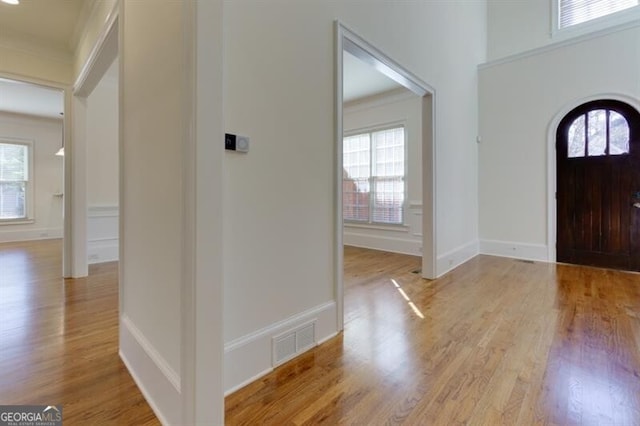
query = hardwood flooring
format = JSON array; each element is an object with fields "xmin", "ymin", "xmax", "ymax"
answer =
[
  {"xmin": 225, "ymin": 246, "xmax": 640, "ymax": 425},
  {"xmin": 0, "ymin": 239, "xmax": 159, "ymax": 425},
  {"xmin": 3, "ymin": 241, "xmax": 640, "ymax": 425}
]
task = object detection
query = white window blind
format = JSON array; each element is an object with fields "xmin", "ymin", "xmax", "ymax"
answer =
[
  {"xmin": 343, "ymin": 126, "xmax": 405, "ymax": 225},
  {"xmin": 559, "ymin": 0, "xmax": 639, "ymax": 28},
  {"xmin": 0, "ymin": 142, "xmax": 29, "ymax": 220}
]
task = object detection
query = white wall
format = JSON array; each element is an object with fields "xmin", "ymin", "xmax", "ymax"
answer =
[
  {"xmin": 86, "ymin": 59, "xmax": 118, "ymax": 264},
  {"xmin": 87, "ymin": 60, "xmax": 118, "ymax": 207},
  {"xmin": 119, "ymin": 2, "xmax": 184, "ymax": 424},
  {"xmin": 223, "ymin": 0, "xmax": 486, "ymax": 392},
  {"xmin": 343, "ymin": 89, "xmax": 423, "ymax": 256},
  {"xmin": 486, "ymin": 0, "xmax": 551, "ymax": 60},
  {"xmin": 487, "ymin": 0, "xmax": 640, "ymax": 61},
  {"xmin": 479, "ymin": 26, "xmax": 640, "ymax": 261},
  {"xmin": 0, "ymin": 113, "xmax": 63, "ymax": 242}
]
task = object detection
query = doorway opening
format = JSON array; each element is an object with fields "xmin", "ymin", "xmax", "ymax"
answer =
[
  {"xmin": 0, "ymin": 77, "xmax": 65, "ymax": 276},
  {"xmin": 68, "ymin": 13, "xmax": 119, "ymax": 279},
  {"xmin": 335, "ymin": 22, "xmax": 436, "ymax": 330}
]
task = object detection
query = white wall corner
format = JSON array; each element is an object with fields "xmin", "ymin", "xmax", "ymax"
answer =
[
  {"xmin": 436, "ymin": 240, "xmax": 480, "ymax": 277},
  {"xmin": 223, "ymin": 301, "xmax": 337, "ymax": 396},
  {"xmin": 479, "ymin": 239, "xmax": 549, "ymax": 262},
  {"xmin": 119, "ymin": 314, "xmax": 181, "ymax": 426}
]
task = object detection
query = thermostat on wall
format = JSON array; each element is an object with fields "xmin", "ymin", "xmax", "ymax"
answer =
[{"xmin": 225, "ymin": 133, "xmax": 250, "ymax": 153}]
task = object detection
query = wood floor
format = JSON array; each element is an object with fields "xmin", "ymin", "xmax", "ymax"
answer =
[
  {"xmin": 3, "ymin": 241, "xmax": 640, "ymax": 425},
  {"xmin": 0, "ymin": 239, "xmax": 159, "ymax": 425},
  {"xmin": 226, "ymin": 246, "xmax": 640, "ymax": 425}
]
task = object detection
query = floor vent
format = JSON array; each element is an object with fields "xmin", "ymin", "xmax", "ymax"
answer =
[
  {"xmin": 412, "ymin": 269, "xmax": 422, "ymax": 274},
  {"xmin": 272, "ymin": 321, "xmax": 316, "ymax": 367},
  {"xmin": 517, "ymin": 259, "xmax": 535, "ymax": 264}
]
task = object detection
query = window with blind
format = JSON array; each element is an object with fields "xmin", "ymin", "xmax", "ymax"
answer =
[
  {"xmin": 0, "ymin": 141, "xmax": 32, "ymax": 221},
  {"xmin": 558, "ymin": 0, "xmax": 639, "ymax": 29},
  {"xmin": 343, "ymin": 126, "xmax": 405, "ymax": 225}
]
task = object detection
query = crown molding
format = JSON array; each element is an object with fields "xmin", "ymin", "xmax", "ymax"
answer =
[
  {"xmin": 70, "ymin": 0, "xmax": 98, "ymax": 52},
  {"xmin": 0, "ymin": 30, "xmax": 72, "ymax": 64},
  {"xmin": 344, "ymin": 87, "xmax": 416, "ymax": 113}
]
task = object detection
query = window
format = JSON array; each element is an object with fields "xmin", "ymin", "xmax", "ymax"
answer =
[
  {"xmin": 558, "ymin": 0, "xmax": 639, "ymax": 30},
  {"xmin": 343, "ymin": 126, "xmax": 405, "ymax": 225},
  {"xmin": 567, "ymin": 108, "xmax": 629, "ymax": 158},
  {"xmin": 0, "ymin": 141, "xmax": 32, "ymax": 221}
]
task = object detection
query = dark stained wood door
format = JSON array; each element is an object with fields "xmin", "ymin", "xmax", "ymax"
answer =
[{"xmin": 557, "ymin": 100, "xmax": 640, "ymax": 271}]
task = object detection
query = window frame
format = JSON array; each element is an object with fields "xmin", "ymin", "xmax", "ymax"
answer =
[
  {"xmin": 566, "ymin": 108, "xmax": 630, "ymax": 158},
  {"xmin": 552, "ymin": 0, "xmax": 640, "ymax": 40},
  {"xmin": 343, "ymin": 122, "xmax": 408, "ymax": 227},
  {"xmin": 0, "ymin": 138, "xmax": 35, "ymax": 225},
  {"xmin": 558, "ymin": 99, "xmax": 639, "ymax": 162}
]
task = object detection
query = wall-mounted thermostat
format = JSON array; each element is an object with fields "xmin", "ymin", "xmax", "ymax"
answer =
[{"xmin": 225, "ymin": 133, "xmax": 250, "ymax": 153}]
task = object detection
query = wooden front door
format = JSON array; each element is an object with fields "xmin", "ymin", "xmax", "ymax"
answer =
[{"xmin": 557, "ymin": 100, "xmax": 640, "ymax": 271}]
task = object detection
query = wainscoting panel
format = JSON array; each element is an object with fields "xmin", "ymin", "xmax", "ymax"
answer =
[{"xmin": 87, "ymin": 205, "xmax": 119, "ymax": 264}]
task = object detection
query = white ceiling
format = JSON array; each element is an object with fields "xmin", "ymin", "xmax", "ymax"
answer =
[
  {"xmin": 0, "ymin": 78, "xmax": 64, "ymax": 119},
  {"xmin": 0, "ymin": 0, "xmax": 86, "ymax": 52},
  {"xmin": 0, "ymin": 57, "xmax": 118, "ymax": 120},
  {"xmin": 343, "ymin": 51, "xmax": 404, "ymax": 103},
  {"xmin": 0, "ymin": 0, "xmax": 394, "ymax": 115},
  {"xmin": 0, "ymin": 0, "xmax": 109, "ymax": 120}
]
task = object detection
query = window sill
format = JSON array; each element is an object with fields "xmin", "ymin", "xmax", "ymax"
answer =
[
  {"xmin": 0, "ymin": 219, "xmax": 35, "ymax": 226},
  {"xmin": 344, "ymin": 222, "xmax": 409, "ymax": 232}
]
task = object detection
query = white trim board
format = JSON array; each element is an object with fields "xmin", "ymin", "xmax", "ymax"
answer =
[
  {"xmin": 120, "ymin": 315, "xmax": 181, "ymax": 426},
  {"xmin": 224, "ymin": 301, "xmax": 337, "ymax": 395},
  {"xmin": 343, "ymin": 88, "xmax": 417, "ymax": 114},
  {"xmin": 479, "ymin": 240, "xmax": 549, "ymax": 262},
  {"xmin": 0, "ymin": 228, "xmax": 63, "ymax": 243},
  {"xmin": 480, "ymin": 19, "xmax": 640, "ymax": 70},
  {"xmin": 436, "ymin": 240, "xmax": 479, "ymax": 277},
  {"xmin": 88, "ymin": 205, "xmax": 119, "ymax": 217},
  {"xmin": 344, "ymin": 232, "xmax": 421, "ymax": 257}
]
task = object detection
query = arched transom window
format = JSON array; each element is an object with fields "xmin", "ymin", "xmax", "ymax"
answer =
[{"xmin": 567, "ymin": 107, "xmax": 630, "ymax": 158}]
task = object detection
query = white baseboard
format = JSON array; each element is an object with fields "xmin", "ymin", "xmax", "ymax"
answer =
[
  {"xmin": 0, "ymin": 227, "xmax": 63, "ymax": 243},
  {"xmin": 224, "ymin": 368, "xmax": 273, "ymax": 397},
  {"xmin": 224, "ymin": 301, "xmax": 337, "ymax": 395},
  {"xmin": 436, "ymin": 240, "xmax": 479, "ymax": 277},
  {"xmin": 120, "ymin": 315, "xmax": 181, "ymax": 426},
  {"xmin": 343, "ymin": 231, "xmax": 421, "ymax": 256},
  {"xmin": 479, "ymin": 239, "xmax": 549, "ymax": 262}
]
